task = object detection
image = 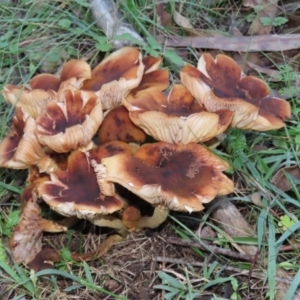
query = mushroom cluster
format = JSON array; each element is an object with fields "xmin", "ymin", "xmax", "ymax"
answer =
[{"xmin": 0, "ymin": 48, "xmax": 290, "ymax": 268}]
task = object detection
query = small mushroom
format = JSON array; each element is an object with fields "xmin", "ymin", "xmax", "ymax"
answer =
[
  {"xmin": 100, "ymin": 142, "xmax": 234, "ymax": 227},
  {"xmin": 27, "ymin": 248, "xmax": 61, "ymax": 272},
  {"xmin": 82, "ymin": 47, "xmax": 144, "ymax": 110},
  {"xmin": 2, "ymin": 60, "xmax": 91, "ymax": 118},
  {"xmin": 98, "ymin": 105, "xmax": 146, "ymax": 144},
  {"xmin": 0, "ymin": 108, "xmax": 59, "ymax": 172},
  {"xmin": 124, "ymin": 85, "xmax": 233, "ymax": 144},
  {"xmin": 180, "ymin": 53, "xmax": 291, "ymax": 130},
  {"xmin": 36, "ymin": 89, "xmax": 103, "ymax": 153}
]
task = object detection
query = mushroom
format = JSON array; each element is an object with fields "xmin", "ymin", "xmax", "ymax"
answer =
[
  {"xmin": 0, "ymin": 108, "xmax": 59, "ymax": 172},
  {"xmin": 98, "ymin": 105, "xmax": 146, "ymax": 144},
  {"xmin": 27, "ymin": 248, "xmax": 61, "ymax": 272},
  {"xmin": 81, "ymin": 47, "xmax": 144, "ymax": 110},
  {"xmin": 2, "ymin": 59, "xmax": 91, "ymax": 119},
  {"xmin": 36, "ymin": 89, "xmax": 103, "ymax": 153},
  {"xmin": 88, "ymin": 140, "xmax": 134, "ymax": 197},
  {"xmin": 130, "ymin": 56, "xmax": 170, "ymax": 95},
  {"xmin": 180, "ymin": 53, "xmax": 291, "ymax": 130},
  {"xmin": 100, "ymin": 142, "xmax": 234, "ymax": 228},
  {"xmin": 37, "ymin": 150, "xmax": 126, "ymax": 231},
  {"xmin": 124, "ymin": 85, "xmax": 233, "ymax": 144}
]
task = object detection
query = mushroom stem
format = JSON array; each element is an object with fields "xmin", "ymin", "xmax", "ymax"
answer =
[
  {"xmin": 90, "ymin": 215, "xmax": 125, "ymax": 231},
  {"xmin": 39, "ymin": 219, "xmax": 68, "ymax": 232},
  {"xmin": 38, "ymin": 216, "xmax": 79, "ymax": 233},
  {"xmin": 136, "ymin": 206, "xmax": 169, "ymax": 229}
]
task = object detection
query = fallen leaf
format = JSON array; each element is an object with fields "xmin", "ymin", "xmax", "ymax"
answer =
[
  {"xmin": 156, "ymin": 3, "xmax": 173, "ymax": 29},
  {"xmin": 246, "ymin": 0, "xmax": 279, "ymax": 35},
  {"xmin": 271, "ymin": 165, "xmax": 300, "ymax": 191},
  {"xmin": 247, "ymin": 61, "xmax": 281, "ymax": 81},
  {"xmin": 157, "ymin": 34, "xmax": 300, "ymax": 52},
  {"xmin": 173, "ymin": 10, "xmax": 194, "ymax": 29},
  {"xmin": 248, "ymin": 192, "xmax": 263, "ymax": 207}
]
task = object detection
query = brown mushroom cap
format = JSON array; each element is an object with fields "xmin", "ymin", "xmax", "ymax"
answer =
[
  {"xmin": 0, "ymin": 108, "xmax": 59, "ymax": 172},
  {"xmin": 101, "ymin": 142, "xmax": 234, "ymax": 213},
  {"xmin": 81, "ymin": 47, "xmax": 144, "ymax": 110},
  {"xmin": 124, "ymin": 85, "xmax": 233, "ymax": 144},
  {"xmin": 36, "ymin": 89, "xmax": 103, "ymax": 153},
  {"xmin": 98, "ymin": 105, "xmax": 146, "ymax": 144},
  {"xmin": 130, "ymin": 56, "xmax": 170, "ymax": 95},
  {"xmin": 88, "ymin": 141, "xmax": 134, "ymax": 196},
  {"xmin": 27, "ymin": 248, "xmax": 61, "ymax": 272},
  {"xmin": 2, "ymin": 60, "xmax": 91, "ymax": 119},
  {"xmin": 180, "ymin": 53, "xmax": 291, "ymax": 130},
  {"xmin": 38, "ymin": 150, "xmax": 125, "ymax": 218}
]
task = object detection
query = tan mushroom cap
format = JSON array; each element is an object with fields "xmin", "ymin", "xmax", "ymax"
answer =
[
  {"xmin": 101, "ymin": 142, "xmax": 234, "ymax": 213},
  {"xmin": 36, "ymin": 89, "xmax": 103, "ymax": 153},
  {"xmin": 2, "ymin": 60, "xmax": 91, "ymax": 119},
  {"xmin": 0, "ymin": 108, "xmax": 59, "ymax": 172},
  {"xmin": 98, "ymin": 105, "xmax": 146, "ymax": 144},
  {"xmin": 124, "ymin": 85, "xmax": 233, "ymax": 144},
  {"xmin": 130, "ymin": 56, "xmax": 170, "ymax": 95},
  {"xmin": 88, "ymin": 141, "xmax": 134, "ymax": 196},
  {"xmin": 82, "ymin": 47, "xmax": 144, "ymax": 110},
  {"xmin": 38, "ymin": 150, "xmax": 125, "ymax": 219},
  {"xmin": 180, "ymin": 53, "xmax": 291, "ymax": 130}
]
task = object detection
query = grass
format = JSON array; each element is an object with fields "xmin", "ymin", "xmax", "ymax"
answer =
[{"xmin": 1, "ymin": 0, "xmax": 300, "ymax": 299}]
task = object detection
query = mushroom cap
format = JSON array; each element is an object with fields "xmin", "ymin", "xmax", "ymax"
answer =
[
  {"xmin": 2, "ymin": 81, "xmax": 58, "ymax": 119},
  {"xmin": 180, "ymin": 53, "xmax": 291, "ymax": 130},
  {"xmin": 0, "ymin": 108, "xmax": 59, "ymax": 172},
  {"xmin": 36, "ymin": 89, "xmax": 103, "ymax": 153},
  {"xmin": 27, "ymin": 248, "xmax": 61, "ymax": 272},
  {"xmin": 2, "ymin": 60, "xmax": 91, "ymax": 119},
  {"xmin": 38, "ymin": 150, "xmax": 125, "ymax": 218},
  {"xmin": 130, "ymin": 56, "xmax": 170, "ymax": 95},
  {"xmin": 98, "ymin": 105, "xmax": 146, "ymax": 144},
  {"xmin": 82, "ymin": 47, "xmax": 144, "ymax": 110},
  {"xmin": 88, "ymin": 141, "xmax": 134, "ymax": 196},
  {"xmin": 124, "ymin": 85, "xmax": 233, "ymax": 144},
  {"xmin": 101, "ymin": 142, "xmax": 234, "ymax": 213}
]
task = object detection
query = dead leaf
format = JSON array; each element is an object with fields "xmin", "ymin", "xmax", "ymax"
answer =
[
  {"xmin": 271, "ymin": 165, "xmax": 300, "ymax": 191},
  {"xmin": 156, "ymin": 3, "xmax": 173, "ymax": 29},
  {"xmin": 157, "ymin": 34, "xmax": 300, "ymax": 52},
  {"xmin": 195, "ymin": 225, "xmax": 216, "ymax": 244},
  {"xmin": 248, "ymin": 192, "xmax": 263, "ymax": 207},
  {"xmin": 173, "ymin": 10, "xmax": 194, "ymax": 29},
  {"xmin": 246, "ymin": 0, "xmax": 279, "ymax": 35},
  {"xmin": 247, "ymin": 61, "xmax": 281, "ymax": 81}
]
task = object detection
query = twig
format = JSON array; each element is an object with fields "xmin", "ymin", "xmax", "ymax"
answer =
[
  {"xmin": 279, "ymin": 244, "xmax": 300, "ymax": 252},
  {"xmin": 155, "ymin": 256, "xmax": 294, "ymax": 284},
  {"xmin": 166, "ymin": 237, "xmax": 258, "ymax": 262},
  {"xmin": 157, "ymin": 34, "xmax": 300, "ymax": 52}
]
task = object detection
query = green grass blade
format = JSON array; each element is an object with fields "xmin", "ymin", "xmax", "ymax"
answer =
[
  {"xmin": 267, "ymin": 215, "xmax": 276, "ymax": 300},
  {"xmin": 284, "ymin": 267, "xmax": 300, "ymax": 300}
]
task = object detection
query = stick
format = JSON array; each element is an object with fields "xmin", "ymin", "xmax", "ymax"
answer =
[
  {"xmin": 166, "ymin": 237, "xmax": 258, "ymax": 262},
  {"xmin": 157, "ymin": 34, "xmax": 300, "ymax": 52}
]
